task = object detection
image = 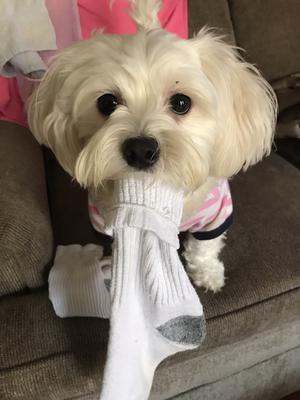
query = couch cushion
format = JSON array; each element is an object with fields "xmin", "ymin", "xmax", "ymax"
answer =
[
  {"xmin": 169, "ymin": 337, "xmax": 300, "ymax": 400},
  {"xmin": 229, "ymin": 0, "xmax": 300, "ymax": 81},
  {"xmin": 201, "ymin": 153, "xmax": 300, "ymax": 319},
  {"xmin": 0, "ymin": 291, "xmax": 299, "ymax": 400},
  {"xmin": 272, "ymin": 76, "xmax": 300, "ymax": 113},
  {"xmin": 1, "ymin": 153, "xmax": 299, "ymax": 399},
  {"xmin": 188, "ymin": 0, "xmax": 235, "ymax": 44},
  {"xmin": 276, "ymin": 139, "xmax": 300, "ymax": 169},
  {"xmin": 0, "ymin": 122, "xmax": 53, "ymax": 296}
]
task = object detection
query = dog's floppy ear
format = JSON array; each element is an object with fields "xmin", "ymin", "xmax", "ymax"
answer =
[
  {"xmin": 27, "ymin": 51, "xmax": 82, "ymax": 176},
  {"xmin": 191, "ymin": 29, "xmax": 277, "ymax": 177}
]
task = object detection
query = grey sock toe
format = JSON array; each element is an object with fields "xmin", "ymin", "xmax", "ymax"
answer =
[{"xmin": 156, "ymin": 315, "xmax": 206, "ymax": 346}]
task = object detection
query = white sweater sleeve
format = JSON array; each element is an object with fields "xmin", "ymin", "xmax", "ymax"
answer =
[{"xmin": 0, "ymin": 0, "xmax": 57, "ymax": 77}]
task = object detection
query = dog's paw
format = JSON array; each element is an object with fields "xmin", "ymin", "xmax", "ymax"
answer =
[{"xmin": 185, "ymin": 258, "xmax": 225, "ymax": 292}]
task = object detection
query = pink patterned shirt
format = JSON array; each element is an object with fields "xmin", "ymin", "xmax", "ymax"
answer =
[{"xmin": 89, "ymin": 179, "xmax": 233, "ymax": 241}]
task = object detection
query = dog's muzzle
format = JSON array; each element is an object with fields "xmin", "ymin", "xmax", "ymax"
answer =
[{"xmin": 121, "ymin": 137, "xmax": 160, "ymax": 170}]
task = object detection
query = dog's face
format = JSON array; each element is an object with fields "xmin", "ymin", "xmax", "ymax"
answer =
[{"xmin": 28, "ymin": 28, "xmax": 277, "ymax": 195}]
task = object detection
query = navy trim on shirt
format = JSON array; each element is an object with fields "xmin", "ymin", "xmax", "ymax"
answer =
[
  {"xmin": 92, "ymin": 228, "xmax": 114, "ymax": 245},
  {"xmin": 192, "ymin": 213, "xmax": 233, "ymax": 241}
]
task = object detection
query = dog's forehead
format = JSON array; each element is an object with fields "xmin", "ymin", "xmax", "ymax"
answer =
[{"xmin": 97, "ymin": 30, "xmax": 199, "ymax": 78}]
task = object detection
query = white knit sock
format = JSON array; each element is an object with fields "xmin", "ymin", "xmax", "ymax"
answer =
[
  {"xmin": 49, "ymin": 244, "xmax": 111, "ymax": 319},
  {"xmin": 99, "ymin": 177, "xmax": 206, "ymax": 400}
]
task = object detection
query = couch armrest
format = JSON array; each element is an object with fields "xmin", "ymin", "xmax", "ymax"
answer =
[{"xmin": 0, "ymin": 121, "xmax": 53, "ymax": 297}]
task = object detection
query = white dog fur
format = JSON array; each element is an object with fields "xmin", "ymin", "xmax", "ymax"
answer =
[{"xmin": 27, "ymin": 0, "xmax": 277, "ymax": 292}]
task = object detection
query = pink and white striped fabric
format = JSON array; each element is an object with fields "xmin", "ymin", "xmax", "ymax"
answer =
[
  {"xmin": 179, "ymin": 179, "xmax": 233, "ymax": 239},
  {"xmin": 89, "ymin": 179, "xmax": 233, "ymax": 241}
]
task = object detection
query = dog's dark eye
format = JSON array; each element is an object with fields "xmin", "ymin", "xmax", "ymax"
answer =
[
  {"xmin": 97, "ymin": 94, "xmax": 119, "ymax": 116},
  {"xmin": 170, "ymin": 93, "xmax": 191, "ymax": 115}
]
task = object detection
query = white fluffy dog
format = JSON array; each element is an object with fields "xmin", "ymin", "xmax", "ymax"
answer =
[{"xmin": 28, "ymin": 0, "xmax": 277, "ymax": 292}]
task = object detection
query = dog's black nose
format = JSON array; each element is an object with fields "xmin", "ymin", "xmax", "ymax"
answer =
[{"xmin": 121, "ymin": 137, "xmax": 160, "ymax": 170}]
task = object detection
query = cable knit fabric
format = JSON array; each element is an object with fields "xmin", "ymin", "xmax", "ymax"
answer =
[
  {"xmin": 49, "ymin": 176, "xmax": 206, "ymax": 400},
  {"xmin": 98, "ymin": 176, "xmax": 205, "ymax": 400},
  {"xmin": 90, "ymin": 178, "xmax": 233, "ymax": 241},
  {"xmin": 49, "ymin": 244, "xmax": 111, "ymax": 319}
]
